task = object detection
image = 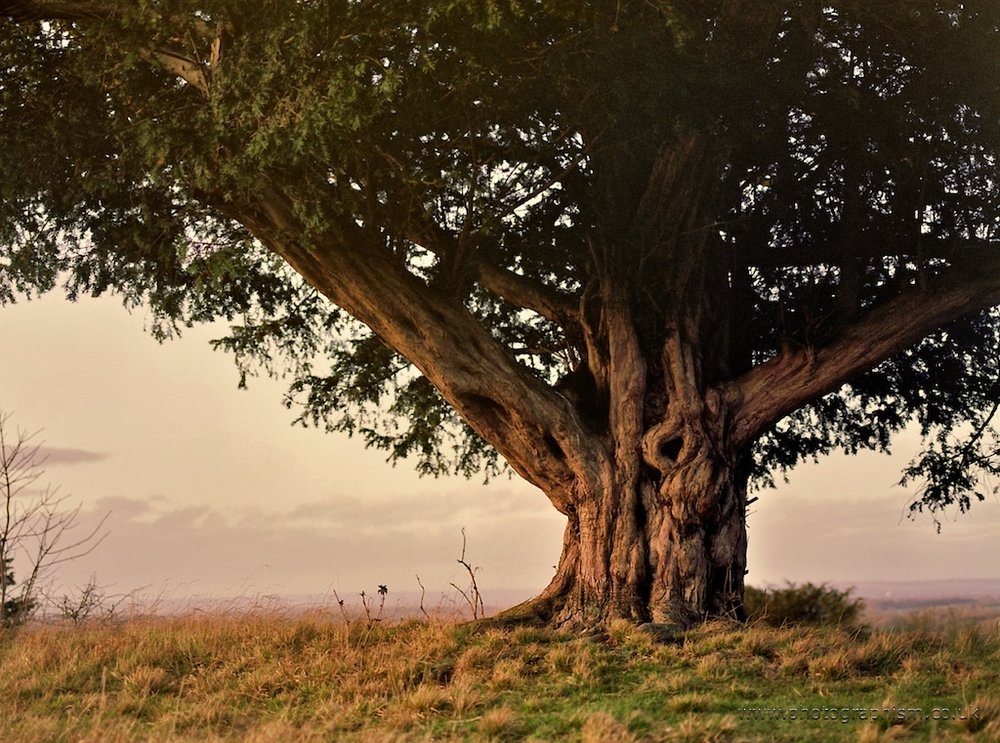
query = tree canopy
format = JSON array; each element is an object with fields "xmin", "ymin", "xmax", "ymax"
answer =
[{"xmin": 2, "ymin": 0, "xmax": 999, "ymax": 625}]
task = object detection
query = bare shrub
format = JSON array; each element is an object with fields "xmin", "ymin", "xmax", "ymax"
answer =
[{"xmin": 0, "ymin": 411, "xmax": 108, "ymax": 627}]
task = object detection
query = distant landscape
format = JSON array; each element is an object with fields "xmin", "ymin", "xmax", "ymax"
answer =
[
  {"xmin": 840, "ymin": 579, "xmax": 1000, "ymax": 631},
  {"xmin": 834, "ymin": 578, "xmax": 1000, "ymax": 603},
  {"xmin": 103, "ymin": 579, "xmax": 1000, "ymax": 629}
]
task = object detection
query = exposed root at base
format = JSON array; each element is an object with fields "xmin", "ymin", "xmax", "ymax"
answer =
[
  {"xmin": 481, "ymin": 591, "xmax": 744, "ymax": 639},
  {"xmin": 481, "ymin": 594, "xmax": 561, "ymax": 629}
]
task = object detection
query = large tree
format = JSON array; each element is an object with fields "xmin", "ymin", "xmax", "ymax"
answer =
[{"xmin": 1, "ymin": 0, "xmax": 998, "ymax": 629}]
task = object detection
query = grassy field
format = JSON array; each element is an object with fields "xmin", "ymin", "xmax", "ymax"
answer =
[{"xmin": 2, "ymin": 608, "xmax": 999, "ymax": 741}]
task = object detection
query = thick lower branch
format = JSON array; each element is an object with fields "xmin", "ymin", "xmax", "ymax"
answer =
[
  {"xmin": 230, "ymin": 180, "xmax": 599, "ymax": 502},
  {"xmin": 726, "ymin": 259, "xmax": 1000, "ymax": 446}
]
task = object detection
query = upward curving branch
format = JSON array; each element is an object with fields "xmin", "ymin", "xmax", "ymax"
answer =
[
  {"xmin": 724, "ymin": 253, "xmax": 1000, "ymax": 446},
  {"xmin": 472, "ymin": 262, "xmax": 580, "ymax": 328},
  {"xmin": 402, "ymin": 213, "xmax": 580, "ymax": 328}
]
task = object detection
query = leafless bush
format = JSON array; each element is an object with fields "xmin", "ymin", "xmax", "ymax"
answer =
[
  {"xmin": 47, "ymin": 575, "xmax": 142, "ymax": 626},
  {"xmin": 0, "ymin": 411, "xmax": 108, "ymax": 627}
]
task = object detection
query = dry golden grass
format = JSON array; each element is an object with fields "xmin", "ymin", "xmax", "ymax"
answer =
[{"xmin": 2, "ymin": 609, "xmax": 999, "ymax": 741}]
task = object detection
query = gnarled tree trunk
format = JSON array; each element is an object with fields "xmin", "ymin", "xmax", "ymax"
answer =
[
  {"xmin": 498, "ymin": 138, "xmax": 753, "ymax": 630},
  {"xmin": 501, "ymin": 388, "xmax": 750, "ymax": 630}
]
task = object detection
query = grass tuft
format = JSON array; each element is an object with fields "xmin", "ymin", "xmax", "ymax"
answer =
[
  {"xmin": 478, "ymin": 705, "xmax": 519, "ymax": 738},
  {"xmin": 580, "ymin": 711, "xmax": 636, "ymax": 743}
]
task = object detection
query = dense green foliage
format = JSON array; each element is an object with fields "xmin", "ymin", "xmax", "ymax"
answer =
[
  {"xmin": 745, "ymin": 582, "xmax": 863, "ymax": 627},
  {"xmin": 1, "ymin": 557, "xmax": 16, "ymax": 622},
  {"xmin": 1, "ymin": 557, "xmax": 33, "ymax": 626},
  {"xmin": 1, "ymin": 1, "xmax": 997, "ymax": 511}
]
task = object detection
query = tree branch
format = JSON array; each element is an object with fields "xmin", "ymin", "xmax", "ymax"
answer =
[
  {"xmin": 724, "ymin": 254, "xmax": 1000, "ymax": 446},
  {"xmin": 232, "ymin": 178, "xmax": 600, "ymax": 507},
  {"xmin": 1, "ymin": 0, "xmax": 210, "ymax": 34},
  {"xmin": 472, "ymin": 262, "xmax": 579, "ymax": 327},
  {"xmin": 402, "ymin": 214, "xmax": 579, "ymax": 327},
  {"xmin": 138, "ymin": 47, "xmax": 209, "ymax": 96}
]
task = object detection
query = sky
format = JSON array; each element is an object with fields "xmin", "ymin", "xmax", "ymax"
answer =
[{"xmin": 1, "ymin": 290, "xmax": 999, "ymax": 610}]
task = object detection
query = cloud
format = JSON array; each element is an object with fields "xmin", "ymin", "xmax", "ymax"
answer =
[
  {"xmin": 281, "ymin": 487, "xmax": 549, "ymax": 535},
  {"xmin": 747, "ymin": 490, "xmax": 1000, "ymax": 585},
  {"xmin": 53, "ymin": 490, "xmax": 565, "ymax": 602},
  {"xmin": 36, "ymin": 446, "xmax": 108, "ymax": 465}
]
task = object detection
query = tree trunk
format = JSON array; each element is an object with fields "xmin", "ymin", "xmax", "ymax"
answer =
[
  {"xmin": 491, "ymin": 137, "xmax": 750, "ymax": 630},
  {"xmin": 497, "ymin": 136, "xmax": 751, "ymax": 630},
  {"xmin": 500, "ymin": 413, "xmax": 750, "ymax": 630}
]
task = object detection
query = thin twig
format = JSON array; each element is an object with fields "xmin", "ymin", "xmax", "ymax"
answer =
[
  {"xmin": 415, "ymin": 575, "xmax": 430, "ymax": 620},
  {"xmin": 452, "ymin": 528, "xmax": 484, "ymax": 620}
]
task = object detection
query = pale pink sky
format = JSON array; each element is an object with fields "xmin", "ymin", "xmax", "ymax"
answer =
[{"xmin": 2, "ymin": 292, "xmax": 998, "ymax": 608}]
